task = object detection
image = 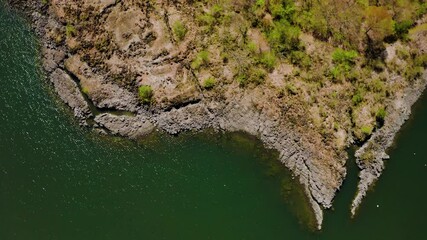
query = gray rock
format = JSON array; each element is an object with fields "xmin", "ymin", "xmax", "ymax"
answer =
[
  {"xmin": 50, "ymin": 69, "xmax": 92, "ymax": 123},
  {"xmin": 94, "ymin": 113, "xmax": 155, "ymax": 139}
]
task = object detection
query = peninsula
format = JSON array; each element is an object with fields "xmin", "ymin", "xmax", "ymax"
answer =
[{"xmin": 8, "ymin": 0, "xmax": 427, "ymax": 229}]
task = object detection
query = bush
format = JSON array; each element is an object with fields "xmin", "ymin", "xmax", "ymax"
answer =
[
  {"xmin": 191, "ymin": 51, "xmax": 209, "ymax": 70},
  {"xmin": 331, "ymin": 48, "xmax": 358, "ymax": 81},
  {"xmin": 258, "ymin": 51, "xmax": 277, "ymax": 71},
  {"xmin": 352, "ymin": 90, "xmax": 364, "ymax": 105},
  {"xmin": 290, "ymin": 50, "xmax": 311, "ymax": 68},
  {"xmin": 81, "ymin": 86, "xmax": 89, "ymax": 95},
  {"xmin": 65, "ymin": 24, "xmax": 76, "ymax": 37},
  {"xmin": 376, "ymin": 107, "xmax": 386, "ymax": 126},
  {"xmin": 172, "ymin": 21, "xmax": 187, "ymax": 41},
  {"xmin": 414, "ymin": 54, "xmax": 427, "ymax": 68},
  {"xmin": 247, "ymin": 41, "xmax": 258, "ymax": 53},
  {"xmin": 285, "ymin": 83, "xmax": 298, "ymax": 95},
  {"xmin": 203, "ymin": 77, "xmax": 217, "ymax": 89},
  {"xmin": 237, "ymin": 67, "xmax": 266, "ymax": 87},
  {"xmin": 197, "ymin": 4, "xmax": 223, "ymax": 32},
  {"xmin": 267, "ymin": 20, "xmax": 301, "ymax": 54},
  {"xmin": 361, "ymin": 125, "xmax": 373, "ymax": 135},
  {"xmin": 393, "ymin": 20, "xmax": 413, "ymax": 40},
  {"xmin": 138, "ymin": 85, "xmax": 153, "ymax": 104},
  {"xmin": 332, "ymin": 48, "xmax": 358, "ymax": 65},
  {"xmin": 404, "ymin": 66, "xmax": 424, "ymax": 82}
]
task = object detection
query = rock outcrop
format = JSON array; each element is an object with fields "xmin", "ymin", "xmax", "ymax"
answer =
[
  {"xmin": 351, "ymin": 71, "xmax": 427, "ymax": 216},
  {"xmin": 95, "ymin": 113, "xmax": 155, "ymax": 139},
  {"xmin": 50, "ymin": 68, "xmax": 92, "ymax": 123}
]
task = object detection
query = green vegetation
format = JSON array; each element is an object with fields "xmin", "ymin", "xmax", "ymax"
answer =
[
  {"xmin": 65, "ymin": 23, "xmax": 76, "ymax": 37},
  {"xmin": 352, "ymin": 90, "xmax": 364, "ymax": 106},
  {"xmin": 285, "ymin": 83, "xmax": 298, "ymax": 95},
  {"xmin": 138, "ymin": 85, "xmax": 153, "ymax": 105},
  {"xmin": 330, "ymin": 48, "xmax": 358, "ymax": 81},
  {"xmin": 191, "ymin": 50, "xmax": 209, "ymax": 70},
  {"xmin": 258, "ymin": 52, "xmax": 277, "ymax": 71},
  {"xmin": 203, "ymin": 77, "xmax": 217, "ymax": 89},
  {"xmin": 332, "ymin": 49, "xmax": 358, "ymax": 65},
  {"xmin": 393, "ymin": 20, "xmax": 413, "ymax": 40},
  {"xmin": 376, "ymin": 107, "xmax": 386, "ymax": 126},
  {"xmin": 237, "ymin": 67, "xmax": 267, "ymax": 87},
  {"xmin": 361, "ymin": 125, "xmax": 373, "ymax": 136},
  {"xmin": 81, "ymin": 86, "xmax": 89, "ymax": 95},
  {"xmin": 172, "ymin": 20, "xmax": 187, "ymax": 42}
]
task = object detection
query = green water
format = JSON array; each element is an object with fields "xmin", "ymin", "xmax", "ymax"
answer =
[{"xmin": 1, "ymin": 4, "xmax": 427, "ymax": 239}]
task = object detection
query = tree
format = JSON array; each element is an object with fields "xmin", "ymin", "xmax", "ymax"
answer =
[{"xmin": 365, "ymin": 6, "xmax": 394, "ymax": 43}]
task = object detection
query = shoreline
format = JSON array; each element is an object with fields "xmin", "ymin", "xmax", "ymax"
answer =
[
  {"xmin": 351, "ymin": 71, "xmax": 427, "ymax": 216},
  {"xmin": 6, "ymin": 0, "xmax": 426, "ymax": 230}
]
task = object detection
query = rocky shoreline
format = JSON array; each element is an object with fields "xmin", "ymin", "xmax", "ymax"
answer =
[
  {"xmin": 6, "ymin": 0, "xmax": 426, "ymax": 230},
  {"xmin": 351, "ymin": 71, "xmax": 427, "ymax": 216}
]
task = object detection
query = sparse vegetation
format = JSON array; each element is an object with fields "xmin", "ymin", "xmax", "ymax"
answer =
[
  {"xmin": 65, "ymin": 23, "xmax": 76, "ymax": 37},
  {"xmin": 138, "ymin": 85, "xmax": 153, "ymax": 105},
  {"xmin": 376, "ymin": 107, "xmax": 386, "ymax": 126},
  {"xmin": 203, "ymin": 77, "xmax": 217, "ymax": 89},
  {"xmin": 191, "ymin": 50, "xmax": 209, "ymax": 70},
  {"xmin": 172, "ymin": 20, "xmax": 187, "ymax": 42},
  {"xmin": 361, "ymin": 125, "xmax": 373, "ymax": 136}
]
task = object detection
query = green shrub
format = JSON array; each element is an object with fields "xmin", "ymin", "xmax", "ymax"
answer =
[
  {"xmin": 332, "ymin": 48, "xmax": 358, "ymax": 65},
  {"xmin": 376, "ymin": 107, "xmax": 386, "ymax": 126},
  {"xmin": 352, "ymin": 89, "xmax": 364, "ymax": 105},
  {"xmin": 267, "ymin": 20, "xmax": 301, "ymax": 54},
  {"xmin": 330, "ymin": 66, "xmax": 341, "ymax": 79},
  {"xmin": 330, "ymin": 48, "xmax": 358, "ymax": 81},
  {"xmin": 285, "ymin": 83, "xmax": 298, "ymax": 95},
  {"xmin": 191, "ymin": 51, "xmax": 209, "ymax": 70},
  {"xmin": 247, "ymin": 41, "xmax": 258, "ymax": 53},
  {"xmin": 393, "ymin": 20, "xmax": 413, "ymax": 40},
  {"xmin": 203, "ymin": 77, "xmax": 217, "ymax": 89},
  {"xmin": 138, "ymin": 85, "xmax": 153, "ymax": 104},
  {"xmin": 81, "ymin": 86, "xmax": 89, "ymax": 95},
  {"xmin": 211, "ymin": 4, "xmax": 223, "ymax": 18},
  {"xmin": 236, "ymin": 74, "xmax": 248, "ymax": 87},
  {"xmin": 197, "ymin": 5, "xmax": 223, "ymax": 32},
  {"xmin": 258, "ymin": 51, "xmax": 277, "ymax": 71},
  {"xmin": 65, "ymin": 24, "xmax": 76, "ymax": 37},
  {"xmin": 361, "ymin": 125, "xmax": 373, "ymax": 135},
  {"xmin": 417, "ymin": 3, "xmax": 427, "ymax": 17},
  {"xmin": 237, "ymin": 67, "xmax": 266, "ymax": 87},
  {"xmin": 198, "ymin": 13, "xmax": 216, "ymax": 27},
  {"xmin": 248, "ymin": 67, "xmax": 267, "ymax": 85},
  {"xmin": 290, "ymin": 50, "xmax": 311, "ymax": 68},
  {"xmin": 414, "ymin": 54, "xmax": 427, "ymax": 68},
  {"xmin": 405, "ymin": 66, "xmax": 424, "ymax": 81},
  {"xmin": 172, "ymin": 21, "xmax": 187, "ymax": 41},
  {"xmin": 370, "ymin": 78, "xmax": 385, "ymax": 93}
]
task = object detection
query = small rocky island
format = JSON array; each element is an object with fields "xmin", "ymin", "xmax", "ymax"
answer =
[{"xmin": 8, "ymin": 0, "xmax": 427, "ymax": 229}]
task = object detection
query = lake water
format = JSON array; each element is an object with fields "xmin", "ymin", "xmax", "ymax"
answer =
[{"xmin": 1, "ymin": 4, "xmax": 427, "ymax": 239}]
